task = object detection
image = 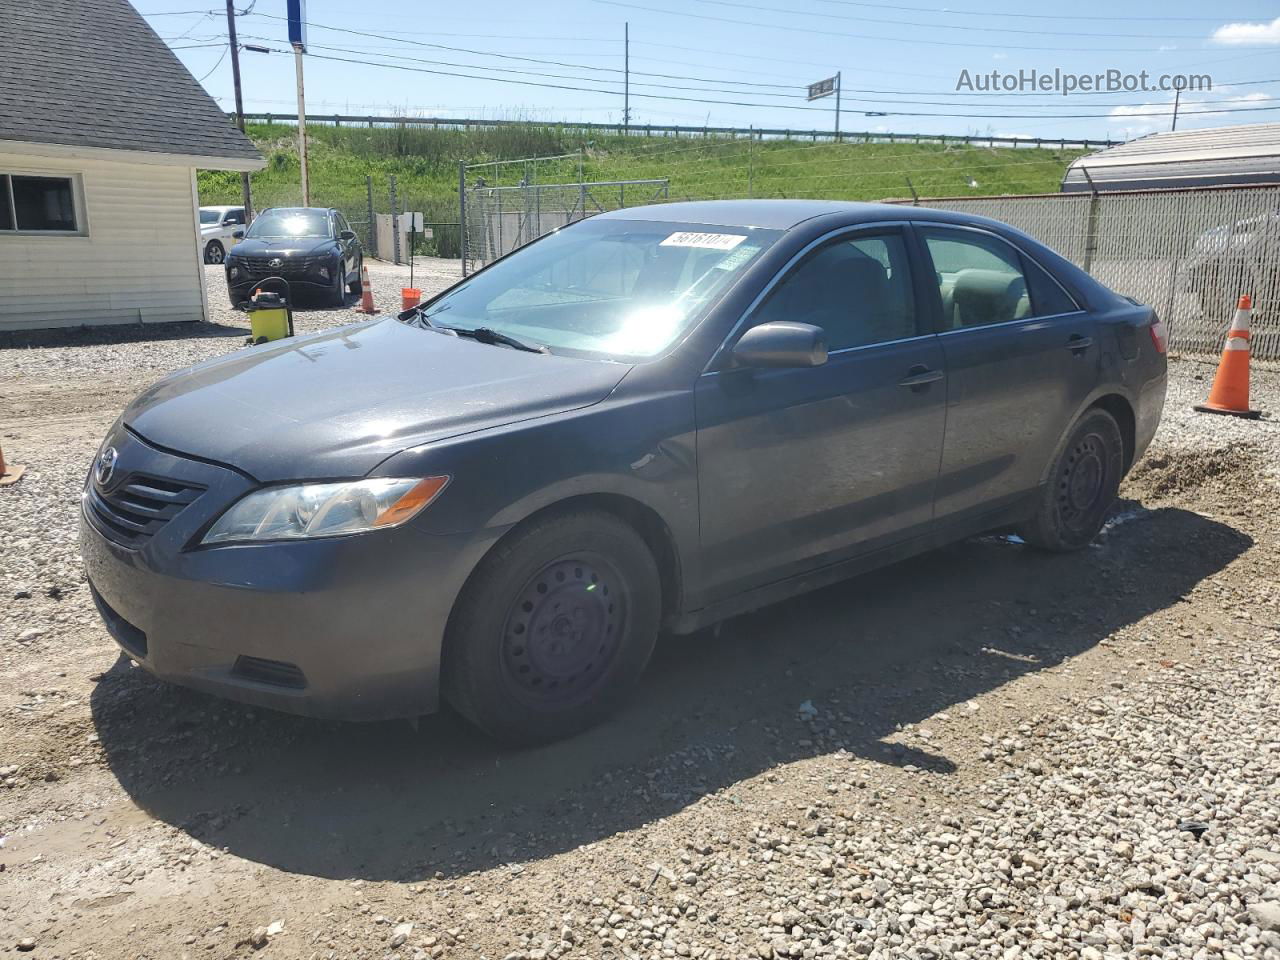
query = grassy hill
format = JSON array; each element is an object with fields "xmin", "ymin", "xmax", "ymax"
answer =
[{"xmin": 199, "ymin": 122, "xmax": 1086, "ymax": 257}]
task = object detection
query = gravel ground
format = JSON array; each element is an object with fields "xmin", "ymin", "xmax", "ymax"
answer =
[{"xmin": 1, "ymin": 272, "xmax": 1278, "ymax": 960}]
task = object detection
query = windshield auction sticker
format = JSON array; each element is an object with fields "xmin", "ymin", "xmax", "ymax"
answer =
[{"xmin": 660, "ymin": 232, "xmax": 747, "ymax": 250}]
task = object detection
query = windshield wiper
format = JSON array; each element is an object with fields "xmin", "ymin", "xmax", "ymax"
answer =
[{"xmin": 445, "ymin": 326, "xmax": 548, "ymax": 353}]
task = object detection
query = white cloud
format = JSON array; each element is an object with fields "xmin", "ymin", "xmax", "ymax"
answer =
[
  {"xmin": 992, "ymin": 52, "xmax": 1008, "ymax": 60},
  {"xmin": 1209, "ymin": 16, "xmax": 1280, "ymax": 45}
]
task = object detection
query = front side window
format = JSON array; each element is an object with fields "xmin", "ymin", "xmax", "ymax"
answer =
[
  {"xmin": 922, "ymin": 228, "xmax": 1079, "ymax": 328},
  {"xmin": 418, "ymin": 219, "xmax": 782, "ymax": 359},
  {"xmin": 224, "ymin": 208, "xmax": 245, "ymax": 225},
  {"xmin": 0, "ymin": 174, "xmax": 79, "ymax": 233},
  {"xmin": 246, "ymin": 209, "xmax": 331, "ymax": 239},
  {"xmin": 749, "ymin": 231, "xmax": 918, "ymax": 351}
]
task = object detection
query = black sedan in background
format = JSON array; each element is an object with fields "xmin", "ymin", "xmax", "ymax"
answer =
[
  {"xmin": 83, "ymin": 200, "xmax": 1167, "ymax": 743},
  {"xmin": 223, "ymin": 207, "xmax": 363, "ymax": 307}
]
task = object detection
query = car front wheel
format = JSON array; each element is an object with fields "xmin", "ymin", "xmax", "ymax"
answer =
[
  {"xmin": 204, "ymin": 240, "xmax": 225, "ymax": 265},
  {"xmin": 1018, "ymin": 407, "xmax": 1124, "ymax": 551},
  {"xmin": 443, "ymin": 509, "xmax": 661, "ymax": 743}
]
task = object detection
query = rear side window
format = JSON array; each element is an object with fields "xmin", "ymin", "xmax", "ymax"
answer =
[
  {"xmin": 922, "ymin": 227, "xmax": 1080, "ymax": 327},
  {"xmin": 1023, "ymin": 256, "xmax": 1080, "ymax": 316},
  {"xmin": 751, "ymin": 231, "xmax": 918, "ymax": 350},
  {"xmin": 921, "ymin": 228, "xmax": 1030, "ymax": 330}
]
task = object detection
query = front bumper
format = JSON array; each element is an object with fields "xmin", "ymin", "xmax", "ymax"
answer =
[
  {"xmin": 226, "ymin": 267, "xmax": 338, "ymax": 303},
  {"xmin": 80, "ymin": 428, "xmax": 500, "ymax": 721}
]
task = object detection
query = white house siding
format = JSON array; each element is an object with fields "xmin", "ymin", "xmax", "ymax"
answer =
[{"xmin": 0, "ymin": 150, "xmax": 205, "ymax": 330}]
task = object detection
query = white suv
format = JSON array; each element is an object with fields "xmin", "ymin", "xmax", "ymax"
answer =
[{"xmin": 199, "ymin": 206, "xmax": 246, "ymax": 264}]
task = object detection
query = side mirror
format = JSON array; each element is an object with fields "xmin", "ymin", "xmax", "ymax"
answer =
[
  {"xmin": 732, "ymin": 321, "xmax": 827, "ymax": 369},
  {"xmin": 232, "ymin": 229, "xmax": 245, "ymax": 239},
  {"xmin": 340, "ymin": 230, "xmax": 357, "ymax": 241}
]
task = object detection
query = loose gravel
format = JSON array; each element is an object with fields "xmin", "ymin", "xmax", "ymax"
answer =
[{"xmin": 1, "ymin": 271, "xmax": 1278, "ymax": 960}]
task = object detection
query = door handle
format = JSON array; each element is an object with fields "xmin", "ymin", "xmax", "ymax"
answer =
[
  {"xmin": 1066, "ymin": 334, "xmax": 1095, "ymax": 353},
  {"xmin": 898, "ymin": 367, "xmax": 944, "ymax": 390}
]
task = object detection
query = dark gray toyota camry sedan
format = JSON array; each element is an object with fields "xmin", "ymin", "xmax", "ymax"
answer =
[{"xmin": 82, "ymin": 200, "xmax": 1167, "ymax": 742}]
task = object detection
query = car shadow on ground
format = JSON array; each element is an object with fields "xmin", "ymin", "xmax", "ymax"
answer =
[{"xmin": 90, "ymin": 503, "xmax": 1250, "ymax": 882}]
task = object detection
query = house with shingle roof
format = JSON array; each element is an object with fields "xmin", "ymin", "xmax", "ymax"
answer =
[{"xmin": 0, "ymin": 0, "xmax": 265, "ymax": 329}]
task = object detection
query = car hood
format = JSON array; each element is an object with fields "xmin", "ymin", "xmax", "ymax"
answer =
[
  {"xmin": 124, "ymin": 318, "xmax": 632, "ymax": 481},
  {"xmin": 227, "ymin": 236, "xmax": 340, "ymax": 258}
]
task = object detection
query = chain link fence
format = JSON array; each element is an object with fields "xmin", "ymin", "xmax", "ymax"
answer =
[
  {"xmin": 461, "ymin": 178, "xmax": 670, "ymax": 275},
  {"xmin": 888, "ymin": 185, "xmax": 1280, "ymax": 361}
]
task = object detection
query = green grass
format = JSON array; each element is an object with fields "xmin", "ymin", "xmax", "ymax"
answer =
[{"xmin": 199, "ymin": 122, "xmax": 1085, "ymax": 257}]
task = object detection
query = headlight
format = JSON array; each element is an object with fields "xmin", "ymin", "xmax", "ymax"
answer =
[
  {"xmin": 228, "ymin": 264, "xmax": 240, "ymax": 278},
  {"xmin": 201, "ymin": 476, "xmax": 448, "ymax": 545},
  {"xmin": 317, "ymin": 262, "xmax": 332, "ymax": 280}
]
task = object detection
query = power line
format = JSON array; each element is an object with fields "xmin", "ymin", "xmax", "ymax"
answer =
[
  {"xmin": 223, "ymin": 17, "xmax": 1280, "ymax": 104},
  {"xmin": 593, "ymin": 0, "xmax": 1273, "ymax": 52},
  {"xmin": 696, "ymin": 0, "xmax": 1217, "ymax": 39},
  {"xmin": 194, "ymin": 43, "xmax": 230, "ymax": 82},
  {"xmin": 289, "ymin": 48, "xmax": 1280, "ymax": 120},
  {"xmin": 811, "ymin": 0, "xmax": 1265, "ymax": 22}
]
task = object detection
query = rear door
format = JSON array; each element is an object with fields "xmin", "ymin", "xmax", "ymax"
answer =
[
  {"xmin": 694, "ymin": 225, "xmax": 947, "ymax": 601},
  {"xmin": 918, "ymin": 225, "xmax": 1100, "ymax": 522}
]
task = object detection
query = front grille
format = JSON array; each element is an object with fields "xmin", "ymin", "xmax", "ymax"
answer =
[
  {"xmin": 232, "ymin": 656, "xmax": 307, "ymax": 689},
  {"xmin": 87, "ymin": 474, "xmax": 205, "ymax": 548},
  {"xmin": 234, "ymin": 255, "xmax": 327, "ymax": 280}
]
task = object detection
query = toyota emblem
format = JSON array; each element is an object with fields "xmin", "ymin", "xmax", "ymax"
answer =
[
  {"xmin": 95, "ymin": 446, "xmax": 118, "ymax": 487},
  {"xmin": 268, "ymin": 257, "xmax": 284, "ymax": 269}
]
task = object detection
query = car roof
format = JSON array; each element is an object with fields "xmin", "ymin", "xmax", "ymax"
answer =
[
  {"xmin": 261, "ymin": 206, "xmax": 335, "ymax": 214},
  {"xmin": 200, "ymin": 204, "xmax": 241, "ymax": 211},
  {"xmin": 593, "ymin": 198, "xmax": 1005, "ymax": 231}
]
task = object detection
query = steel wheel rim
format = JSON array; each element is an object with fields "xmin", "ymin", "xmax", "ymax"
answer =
[
  {"xmin": 1058, "ymin": 432, "xmax": 1107, "ymax": 531},
  {"xmin": 500, "ymin": 553, "xmax": 627, "ymax": 707},
  {"xmin": 207, "ymin": 243, "xmax": 224, "ymax": 264}
]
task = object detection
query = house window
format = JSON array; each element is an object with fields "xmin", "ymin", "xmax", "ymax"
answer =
[{"xmin": 0, "ymin": 174, "xmax": 82, "ymax": 233}]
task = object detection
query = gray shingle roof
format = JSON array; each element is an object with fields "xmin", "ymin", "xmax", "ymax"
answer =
[{"xmin": 0, "ymin": 0, "xmax": 263, "ymax": 167}]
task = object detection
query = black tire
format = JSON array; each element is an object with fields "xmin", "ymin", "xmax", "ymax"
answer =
[
  {"xmin": 443, "ymin": 509, "xmax": 661, "ymax": 744},
  {"xmin": 329, "ymin": 267, "xmax": 347, "ymax": 307},
  {"xmin": 204, "ymin": 240, "xmax": 225, "ymax": 265},
  {"xmin": 348, "ymin": 258, "xmax": 363, "ymax": 294},
  {"xmin": 1018, "ymin": 408, "xmax": 1124, "ymax": 552}
]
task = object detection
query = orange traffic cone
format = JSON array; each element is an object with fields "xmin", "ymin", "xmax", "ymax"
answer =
[
  {"xmin": 0, "ymin": 443, "xmax": 25, "ymax": 487},
  {"xmin": 358, "ymin": 264, "xmax": 376, "ymax": 315},
  {"xmin": 1195, "ymin": 294, "xmax": 1262, "ymax": 419}
]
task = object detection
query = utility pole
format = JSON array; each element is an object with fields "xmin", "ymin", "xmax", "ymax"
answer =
[
  {"xmin": 1171, "ymin": 88, "xmax": 1181, "ymax": 131},
  {"xmin": 623, "ymin": 22, "xmax": 630, "ymax": 133},
  {"xmin": 293, "ymin": 42, "xmax": 310, "ymax": 205},
  {"xmin": 834, "ymin": 71, "xmax": 842, "ymax": 141},
  {"xmin": 224, "ymin": 0, "xmax": 253, "ymax": 222}
]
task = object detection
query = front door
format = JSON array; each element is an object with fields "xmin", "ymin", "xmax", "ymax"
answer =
[
  {"xmin": 694, "ymin": 227, "xmax": 947, "ymax": 603},
  {"xmin": 917, "ymin": 225, "xmax": 1101, "ymax": 521}
]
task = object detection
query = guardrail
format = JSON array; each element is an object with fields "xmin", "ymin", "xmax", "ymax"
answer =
[{"xmin": 234, "ymin": 112, "xmax": 1121, "ymax": 151}]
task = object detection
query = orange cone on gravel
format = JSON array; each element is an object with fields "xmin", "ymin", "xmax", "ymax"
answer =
[
  {"xmin": 1195, "ymin": 294, "xmax": 1262, "ymax": 420},
  {"xmin": 358, "ymin": 263, "xmax": 376, "ymax": 315}
]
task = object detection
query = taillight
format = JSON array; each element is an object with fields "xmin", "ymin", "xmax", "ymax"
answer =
[{"xmin": 1149, "ymin": 316, "xmax": 1168, "ymax": 354}]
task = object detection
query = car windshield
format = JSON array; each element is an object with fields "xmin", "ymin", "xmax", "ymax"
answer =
[
  {"xmin": 199, "ymin": 209, "xmax": 220, "ymax": 225},
  {"xmin": 246, "ymin": 210, "xmax": 331, "ymax": 239},
  {"xmin": 419, "ymin": 219, "xmax": 781, "ymax": 359}
]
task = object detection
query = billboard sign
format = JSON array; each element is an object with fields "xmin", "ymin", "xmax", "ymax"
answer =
[
  {"xmin": 287, "ymin": 0, "xmax": 307, "ymax": 51},
  {"xmin": 807, "ymin": 75, "xmax": 837, "ymax": 101}
]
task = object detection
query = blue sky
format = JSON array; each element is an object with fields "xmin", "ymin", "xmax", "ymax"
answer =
[{"xmin": 141, "ymin": 0, "xmax": 1280, "ymax": 141}]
